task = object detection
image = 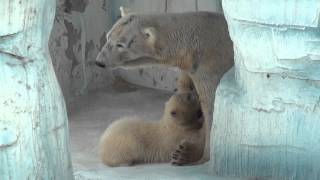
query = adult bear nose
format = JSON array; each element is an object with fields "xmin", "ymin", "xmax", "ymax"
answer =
[
  {"xmin": 95, "ymin": 43, "xmax": 109, "ymax": 68},
  {"xmin": 95, "ymin": 61, "xmax": 106, "ymax": 68},
  {"xmin": 95, "ymin": 52, "xmax": 107, "ymax": 68}
]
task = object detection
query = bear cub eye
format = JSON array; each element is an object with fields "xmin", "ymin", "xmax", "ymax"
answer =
[
  {"xmin": 187, "ymin": 94, "xmax": 192, "ymax": 101},
  {"xmin": 196, "ymin": 109, "xmax": 203, "ymax": 119},
  {"xmin": 171, "ymin": 111, "xmax": 177, "ymax": 116}
]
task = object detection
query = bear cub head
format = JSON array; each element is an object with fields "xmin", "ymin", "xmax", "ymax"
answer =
[{"xmin": 164, "ymin": 91, "xmax": 203, "ymax": 130}]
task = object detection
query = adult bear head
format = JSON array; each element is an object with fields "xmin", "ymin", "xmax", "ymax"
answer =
[{"xmin": 95, "ymin": 7, "xmax": 171, "ymax": 69}]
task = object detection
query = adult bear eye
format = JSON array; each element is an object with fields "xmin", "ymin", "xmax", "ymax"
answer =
[{"xmin": 116, "ymin": 43, "xmax": 125, "ymax": 48}]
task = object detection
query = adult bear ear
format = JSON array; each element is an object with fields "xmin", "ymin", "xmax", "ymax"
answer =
[
  {"xmin": 120, "ymin": 6, "xmax": 132, "ymax": 17},
  {"xmin": 142, "ymin": 27, "xmax": 157, "ymax": 45}
]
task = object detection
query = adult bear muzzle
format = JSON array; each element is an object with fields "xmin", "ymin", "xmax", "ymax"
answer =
[{"xmin": 95, "ymin": 51, "xmax": 107, "ymax": 68}]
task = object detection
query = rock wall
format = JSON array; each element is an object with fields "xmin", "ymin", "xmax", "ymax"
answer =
[
  {"xmin": 0, "ymin": 0, "xmax": 74, "ymax": 179},
  {"xmin": 49, "ymin": 0, "xmax": 113, "ymax": 103},
  {"xmin": 211, "ymin": 1, "xmax": 320, "ymax": 179}
]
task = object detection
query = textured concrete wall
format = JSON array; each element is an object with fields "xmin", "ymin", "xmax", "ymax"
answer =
[
  {"xmin": 49, "ymin": 0, "xmax": 113, "ymax": 103},
  {"xmin": 110, "ymin": 0, "xmax": 223, "ymax": 91},
  {"xmin": 0, "ymin": 0, "xmax": 74, "ymax": 179},
  {"xmin": 211, "ymin": 0, "xmax": 320, "ymax": 179}
]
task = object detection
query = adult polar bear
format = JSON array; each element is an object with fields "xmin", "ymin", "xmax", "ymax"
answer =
[{"xmin": 96, "ymin": 7, "xmax": 234, "ymax": 165}]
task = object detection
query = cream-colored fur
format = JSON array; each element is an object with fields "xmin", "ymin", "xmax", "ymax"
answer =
[
  {"xmin": 176, "ymin": 71, "xmax": 195, "ymax": 93},
  {"xmin": 98, "ymin": 92, "xmax": 204, "ymax": 167},
  {"xmin": 96, "ymin": 8, "xmax": 234, "ymax": 164}
]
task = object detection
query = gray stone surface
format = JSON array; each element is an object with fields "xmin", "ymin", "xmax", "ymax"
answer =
[
  {"xmin": 198, "ymin": 0, "xmax": 222, "ymax": 13},
  {"xmin": 210, "ymin": 0, "xmax": 320, "ymax": 179},
  {"xmin": 0, "ymin": 0, "xmax": 73, "ymax": 179},
  {"xmin": 166, "ymin": 0, "xmax": 197, "ymax": 12},
  {"xmin": 50, "ymin": 0, "xmax": 113, "ymax": 103}
]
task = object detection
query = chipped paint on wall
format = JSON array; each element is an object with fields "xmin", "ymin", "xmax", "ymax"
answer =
[
  {"xmin": 211, "ymin": 1, "xmax": 320, "ymax": 179},
  {"xmin": 0, "ymin": 0, "xmax": 74, "ymax": 178},
  {"xmin": 49, "ymin": 0, "xmax": 113, "ymax": 103}
]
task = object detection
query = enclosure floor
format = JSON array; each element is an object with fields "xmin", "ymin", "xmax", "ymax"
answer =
[{"xmin": 68, "ymin": 81, "xmax": 245, "ymax": 180}]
